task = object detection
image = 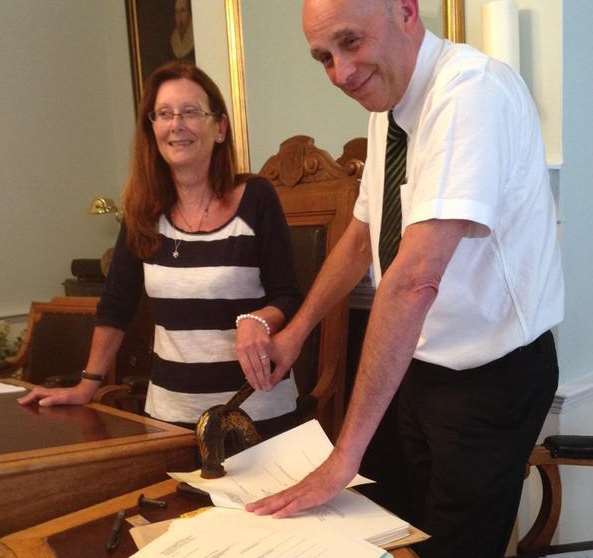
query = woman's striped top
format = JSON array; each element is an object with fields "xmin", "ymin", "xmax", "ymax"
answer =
[{"xmin": 96, "ymin": 177, "xmax": 301, "ymax": 423}]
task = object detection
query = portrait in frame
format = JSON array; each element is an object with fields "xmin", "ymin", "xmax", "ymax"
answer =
[{"xmin": 125, "ymin": 0, "xmax": 196, "ymax": 110}]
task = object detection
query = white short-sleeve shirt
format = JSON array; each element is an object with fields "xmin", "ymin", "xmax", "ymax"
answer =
[{"xmin": 353, "ymin": 31, "xmax": 564, "ymax": 370}]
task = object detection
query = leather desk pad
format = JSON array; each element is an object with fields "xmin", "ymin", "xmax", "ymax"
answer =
[{"xmin": 48, "ymin": 490, "xmax": 211, "ymax": 557}]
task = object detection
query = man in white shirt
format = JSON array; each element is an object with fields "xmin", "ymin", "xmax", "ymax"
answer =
[{"xmin": 247, "ymin": 1, "xmax": 563, "ymax": 556}]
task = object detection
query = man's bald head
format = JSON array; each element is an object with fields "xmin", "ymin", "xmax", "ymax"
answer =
[{"xmin": 302, "ymin": 0, "xmax": 424, "ymax": 111}]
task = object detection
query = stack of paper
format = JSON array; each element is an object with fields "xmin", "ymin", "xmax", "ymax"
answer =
[
  {"xmin": 169, "ymin": 420, "xmax": 410, "ymax": 548},
  {"xmin": 131, "ymin": 508, "xmax": 390, "ymax": 558}
]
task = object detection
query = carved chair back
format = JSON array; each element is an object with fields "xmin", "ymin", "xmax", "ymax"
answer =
[{"xmin": 260, "ymin": 135, "xmax": 364, "ymax": 439}]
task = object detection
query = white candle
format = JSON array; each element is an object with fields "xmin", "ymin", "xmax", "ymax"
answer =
[{"xmin": 482, "ymin": 0, "xmax": 520, "ymax": 73}]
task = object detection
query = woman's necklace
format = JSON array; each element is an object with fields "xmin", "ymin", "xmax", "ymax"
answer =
[{"xmin": 172, "ymin": 191, "xmax": 213, "ymax": 259}]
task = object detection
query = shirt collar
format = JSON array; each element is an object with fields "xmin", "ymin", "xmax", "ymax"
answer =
[{"xmin": 392, "ymin": 30, "xmax": 445, "ymax": 135}]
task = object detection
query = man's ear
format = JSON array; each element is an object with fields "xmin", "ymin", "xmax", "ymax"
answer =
[{"xmin": 398, "ymin": 0, "xmax": 419, "ymax": 26}]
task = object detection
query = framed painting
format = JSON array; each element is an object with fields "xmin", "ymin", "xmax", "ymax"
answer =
[
  {"xmin": 125, "ymin": 0, "xmax": 196, "ymax": 110},
  {"xmin": 138, "ymin": 0, "xmax": 463, "ymax": 173}
]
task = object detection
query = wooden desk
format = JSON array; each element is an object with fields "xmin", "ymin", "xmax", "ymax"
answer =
[
  {"xmin": 0, "ymin": 381, "xmax": 196, "ymax": 536},
  {"xmin": 0, "ymin": 479, "xmax": 423, "ymax": 557}
]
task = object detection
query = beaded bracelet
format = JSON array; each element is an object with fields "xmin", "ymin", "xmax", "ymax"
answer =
[{"xmin": 235, "ymin": 313, "xmax": 271, "ymax": 335}]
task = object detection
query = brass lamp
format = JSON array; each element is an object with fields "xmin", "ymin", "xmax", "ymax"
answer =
[
  {"xmin": 88, "ymin": 196, "xmax": 122, "ymax": 222},
  {"xmin": 88, "ymin": 196, "xmax": 121, "ymax": 275}
]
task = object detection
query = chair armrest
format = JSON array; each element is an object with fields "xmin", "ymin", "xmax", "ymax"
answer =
[
  {"xmin": 543, "ymin": 435, "xmax": 593, "ymax": 459},
  {"xmin": 93, "ymin": 384, "xmax": 132, "ymax": 404},
  {"xmin": 120, "ymin": 375, "xmax": 150, "ymax": 394},
  {"xmin": 0, "ymin": 345, "xmax": 28, "ymax": 375},
  {"xmin": 296, "ymin": 361, "xmax": 340, "ymax": 423},
  {"xmin": 310, "ymin": 361, "xmax": 339, "ymax": 403}
]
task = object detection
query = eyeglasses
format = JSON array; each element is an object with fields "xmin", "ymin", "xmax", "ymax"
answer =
[{"xmin": 148, "ymin": 107, "xmax": 217, "ymax": 124}]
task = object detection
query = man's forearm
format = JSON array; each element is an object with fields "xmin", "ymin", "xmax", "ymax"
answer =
[
  {"xmin": 286, "ymin": 218, "xmax": 372, "ymax": 342},
  {"xmin": 334, "ymin": 270, "xmax": 436, "ymax": 465},
  {"xmin": 334, "ymin": 219, "xmax": 469, "ymax": 465}
]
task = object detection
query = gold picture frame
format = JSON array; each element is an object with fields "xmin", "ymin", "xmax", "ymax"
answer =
[
  {"xmin": 224, "ymin": 0, "xmax": 465, "ymax": 173},
  {"xmin": 442, "ymin": 0, "xmax": 466, "ymax": 43},
  {"xmin": 224, "ymin": 0, "xmax": 250, "ymax": 173}
]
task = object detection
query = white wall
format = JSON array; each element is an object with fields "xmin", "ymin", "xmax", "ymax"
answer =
[
  {"xmin": 556, "ymin": 0, "xmax": 593, "ymax": 387},
  {"xmin": 241, "ymin": 0, "xmax": 368, "ymax": 171},
  {"xmin": 464, "ymin": 0, "xmax": 593, "ymax": 547},
  {"xmin": 0, "ymin": 1, "xmax": 134, "ymax": 318},
  {"xmin": 465, "ymin": 0, "xmax": 563, "ymax": 167}
]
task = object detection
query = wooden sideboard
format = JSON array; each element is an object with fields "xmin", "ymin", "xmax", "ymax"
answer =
[{"xmin": 0, "ymin": 380, "xmax": 196, "ymax": 536}]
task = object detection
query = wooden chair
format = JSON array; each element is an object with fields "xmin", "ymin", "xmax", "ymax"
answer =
[
  {"xmin": 517, "ymin": 438, "xmax": 593, "ymax": 556},
  {"xmin": 260, "ymin": 135, "xmax": 364, "ymax": 440},
  {"xmin": 0, "ymin": 296, "xmax": 153, "ymax": 414},
  {"xmin": 0, "ymin": 297, "xmax": 103, "ymax": 386}
]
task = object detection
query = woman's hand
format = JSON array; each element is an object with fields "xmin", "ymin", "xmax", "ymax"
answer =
[
  {"xmin": 236, "ymin": 317, "xmax": 273, "ymax": 391},
  {"xmin": 17, "ymin": 381, "xmax": 98, "ymax": 407}
]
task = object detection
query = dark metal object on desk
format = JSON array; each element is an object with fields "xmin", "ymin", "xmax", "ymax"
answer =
[
  {"xmin": 196, "ymin": 382, "xmax": 261, "ymax": 479},
  {"xmin": 137, "ymin": 493, "xmax": 167, "ymax": 508},
  {"xmin": 105, "ymin": 509, "xmax": 125, "ymax": 552},
  {"xmin": 176, "ymin": 482, "xmax": 210, "ymax": 499}
]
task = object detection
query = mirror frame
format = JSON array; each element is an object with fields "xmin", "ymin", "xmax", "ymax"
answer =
[{"xmin": 224, "ymin": 0, "xmax": 465, "ymax": 172}]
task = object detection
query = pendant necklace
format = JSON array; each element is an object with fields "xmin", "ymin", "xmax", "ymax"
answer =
[
  {"xmin": 172, "ymin": 238, "xmax": 182, "ymax": 259},
  {"xmin": 172, "ymin": 191, "xmax": 213, "ymax": 258}
]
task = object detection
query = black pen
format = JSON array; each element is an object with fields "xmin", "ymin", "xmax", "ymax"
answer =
[{"xmin": 105, "ymin": 509, "xmax": 126, "ymax": 553}]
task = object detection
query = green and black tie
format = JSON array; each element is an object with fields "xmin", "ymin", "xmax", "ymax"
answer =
[{"xmin": 378, "ymin": 111, "xmax": 407, "ymax": 275}]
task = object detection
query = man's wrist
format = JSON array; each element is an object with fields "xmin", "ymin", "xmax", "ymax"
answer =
[{"xmin": 285, "ymin": 317, "xmax": 313, "ymax": 346}]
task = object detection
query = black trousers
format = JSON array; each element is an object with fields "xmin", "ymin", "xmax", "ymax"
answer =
[{"xmin": 362, "ymin": 331, "xmax": 558, "ymax": 558}]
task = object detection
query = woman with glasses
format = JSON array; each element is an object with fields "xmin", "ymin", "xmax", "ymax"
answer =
[{"xmin": 19, "ymin": 62, "xmax": 301, "ymax": 438}]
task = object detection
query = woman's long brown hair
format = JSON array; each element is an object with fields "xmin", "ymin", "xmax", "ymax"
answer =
[{"xmin": 122, "ymin": 61, "xmax": 238, "ymax": 259}]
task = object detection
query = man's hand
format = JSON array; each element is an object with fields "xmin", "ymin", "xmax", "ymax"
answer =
[
  {"xmin": 17, "ymin": 382, "xmax": 96, "ymax": 407},
  {"xmin": 245, "ymin": 448, "xmax": 359, "ymax": 518},
  {"xmin": 268, "ymin": 327, "xmax": 305, "ymax": 388}
]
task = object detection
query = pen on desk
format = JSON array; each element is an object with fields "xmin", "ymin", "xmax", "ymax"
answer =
[{"xmin": 105, "ymin": 509, "xmax": 126, "ymax": 553}]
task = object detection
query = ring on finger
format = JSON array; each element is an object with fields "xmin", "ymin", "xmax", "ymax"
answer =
[{"xmin": 258, "ymin": 354, "xmax": 269, "ymax": 361}]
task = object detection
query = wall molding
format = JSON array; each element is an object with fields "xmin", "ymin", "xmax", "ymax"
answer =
[{"xmin": 550, "ymin": 373, "xmax": 593, "ymax": 415}]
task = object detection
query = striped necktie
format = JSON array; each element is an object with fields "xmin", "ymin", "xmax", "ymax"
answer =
[{"xmin": 378, "ymin": 111, "xmax": 407, "ymax": 274}]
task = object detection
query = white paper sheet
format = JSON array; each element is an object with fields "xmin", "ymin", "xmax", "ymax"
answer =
[
  {"xmin": 168, "ymin": 420, "xmax": 409, "ymax": 546},
  {"xmin": 130, "ymin": 507, "xmax": 389, "ymax": 558},
  {"xmin": 169, "ymin": 419, "xmax": 373, "ymax": 508},
  {"xmin": 0, "ymin": 382, "xmax": 26, "ymax": 394}
]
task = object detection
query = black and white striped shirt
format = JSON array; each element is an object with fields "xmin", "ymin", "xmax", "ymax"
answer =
[{"xmin": 97, "ymin": 177, "xmax": 301, "ymax": 423}]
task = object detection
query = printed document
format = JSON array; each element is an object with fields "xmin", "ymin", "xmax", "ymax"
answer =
[
  {"xmin": 169, "ymin": 419, "xmax": 373, "ymax": 508},
  {"xmin": 169, "ymin": 420, "xmax": 409, "ymax": 546},
  {"xmin": 130, "ymin": 507, "xmax": 389, "ymax": 558}
]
